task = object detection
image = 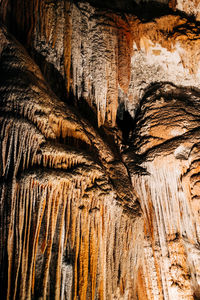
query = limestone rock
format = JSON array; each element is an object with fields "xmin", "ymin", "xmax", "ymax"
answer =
[{"xmin": 1, "ymin": 0, "xmax": 200, "ymax": 299}]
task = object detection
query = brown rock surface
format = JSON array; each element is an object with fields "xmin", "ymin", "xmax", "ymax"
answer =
[{"xmin": 1, "ymin": 0, "xmax": 200, "ymax": 299}]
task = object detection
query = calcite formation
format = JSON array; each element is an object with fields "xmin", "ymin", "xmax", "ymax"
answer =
[
  {"xmin": 0, "ymin": 23, "xmax": 140, "ymax": 300},
  {"xmin": 1, "ymin": 0, "xmax": 200, "ymax": 299}
]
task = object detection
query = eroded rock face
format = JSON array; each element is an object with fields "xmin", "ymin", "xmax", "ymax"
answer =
[
  {"xmin": 0, "ymin": 23, "xmax": 141, "ymax": 300},
  {"xmin": 2, "ymin": 0, "xmax": 200, "ymax": 124},
  {"xmin": 129, "ymin": 83, "xmax": 200, "ymax": 299},
  {"xmin": 1, "ymin": 0, "xmax": 200, "ymax": 299}
]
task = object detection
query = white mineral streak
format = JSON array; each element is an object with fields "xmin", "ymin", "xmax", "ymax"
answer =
[
  {"xmin": 61, "ymin": 264, "xmax": 73, "ymax": 300},
  {"xmin": 175, "ymin": 0, "xmax": 200, "ymax": 20},
  {"xmin": 132, "ymin": 152, "xmax": 200, "ymax": 299}
]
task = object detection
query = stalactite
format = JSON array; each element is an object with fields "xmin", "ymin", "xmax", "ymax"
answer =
[
  {"xmin": 0, "ymin": 116, "xmax": 45, "ymax": 178},
  {"xmin": 2, "ymin": 0, "xmax": 200, "ymax": 126},
  {"xmin": 64, "ymin": 1, "xmax": 72, "ymax": 96},
  {"xmin": 132, "ymin": 155, "xmax": 195, "ymax": 299},
  {"xmin": 3, "ymin": 1, "xmax": 200, "ymax": 298},
  {"xmin": 0, "ymin": 24, "xmax": 143, "ymax": 297},
  {"xmin": 124, "ymin": 83, "xmax": 200, "ymax": 299},
  {"xmin": 0, "ymin": 23, "xmax": 140, "ymax": 215},
  {"xmin": 0, "ymin": 170, "xmax": 142, "ymax": 299}
]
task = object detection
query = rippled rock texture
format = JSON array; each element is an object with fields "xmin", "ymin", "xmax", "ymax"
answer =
[{"xmin": 1, "ymin": 0, "xmax": 200, "ymax": 299}]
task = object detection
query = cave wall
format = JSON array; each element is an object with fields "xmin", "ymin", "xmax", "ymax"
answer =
[
  {"xmin": 1, "ymin": 0, "xmax": 200, "ymax": 126},
  {"xmin": 1, "ymin": 0, "xmax": 200, "ymax": 299},
  {"xmin": 0, "ymin": 22, "xmax": 141, "ymax": 300}
]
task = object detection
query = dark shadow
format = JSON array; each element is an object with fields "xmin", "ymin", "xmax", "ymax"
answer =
[
  {"xmin": 138, "ymin": 81, "xmax": 200, "ymax": 111},
  {"xmin": 2, "ymin": 0, "xmax": 200, "ymax": 54},
  {"xmin": 73, "ymin": 0, "xmax": 200, "ymax": 24},
  {"xmin": 31, "ymin": 50, "xmax": 72, "ymax": 105},
  {"xmin": 77, "ymin": 96, "xmax": 122, "ymax": 158},
  {"xmin": 116, "ymin": 102, "xmax": 135, "ymax": 144},
  {"xmin": 77, "ymin": 96, "xmax": 99, "ymax": 128}
]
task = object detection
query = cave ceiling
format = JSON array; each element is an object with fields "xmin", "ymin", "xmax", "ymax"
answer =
[{"xmin": 1, "ymin": 0, "xmax": 200, "ymax": 299}]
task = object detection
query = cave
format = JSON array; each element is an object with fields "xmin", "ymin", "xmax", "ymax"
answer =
[{"xmin": 1, "ymin": 0, "xmax": 200, "ymax": 299}]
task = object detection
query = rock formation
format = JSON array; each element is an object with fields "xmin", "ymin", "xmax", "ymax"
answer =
[{"xmin": 1, "ymin": 0, "xmax": 200, "ymax": 299}]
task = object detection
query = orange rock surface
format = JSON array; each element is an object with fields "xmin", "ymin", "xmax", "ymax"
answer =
[{"xmin": 1, "ymin": 1, "xmax": 200, "ymax": 299}]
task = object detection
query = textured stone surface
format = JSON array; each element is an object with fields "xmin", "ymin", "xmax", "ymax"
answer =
[
  {"xmin": 2, "ymin": 0, "xmax": 200, "ymax": 125},
  {"xmin": 0, "ymin": 24, "xmax": 140, "ymax": 300},
  {"xmin": 1, "ymin": 0, "xmax": 200, "ymax": 299},
  {"xmin": 129, "ymin": 83, "xmax": 200, "ymax": 299}
]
